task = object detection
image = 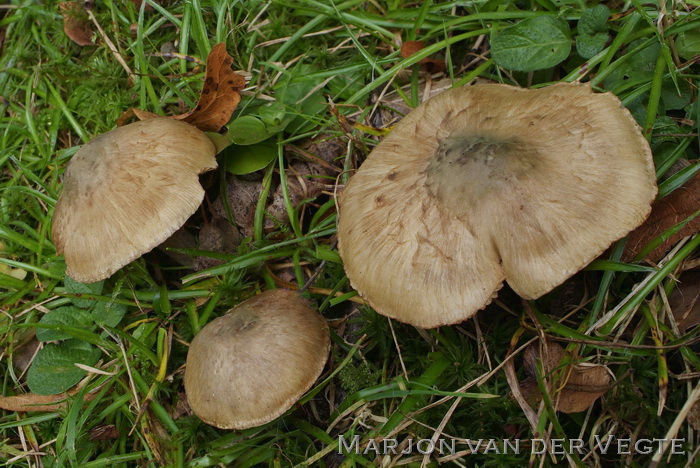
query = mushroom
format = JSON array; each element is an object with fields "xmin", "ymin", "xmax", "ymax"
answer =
[
  {"xmin": 338, "ymin": 83, "xmax": 657, "ymax": 328},
  {"xmin": 52, "ymin": 118, "xmax": 217, "ymax": 283},
  {"xmin": 184, "ymin": 289, "xmax": 330, "ymax": 429}
]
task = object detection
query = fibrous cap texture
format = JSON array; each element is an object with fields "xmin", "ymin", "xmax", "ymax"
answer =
[
  {"xmin": 338, "ymin": 83, "xmax": 657, "ymax": 328},
  {"xmin": 184, "ymin": 289, "xmax": 331, "ymax": 429},
  {"xmin": 52, "ymin": 118, "xmax": 217, "ymax": 283}
]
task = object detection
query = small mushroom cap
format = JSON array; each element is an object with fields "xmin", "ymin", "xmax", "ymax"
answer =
[
  {"xmin": 338, "ymin": 83, "xmax": 656, "ymax": 328},
  {"xmin": 184, "ymin": 289, "xmax": 330, "ymax": 429},
  {"xmin": 52, "ymin": 118, "xmax": 217, "ymax": 283}
]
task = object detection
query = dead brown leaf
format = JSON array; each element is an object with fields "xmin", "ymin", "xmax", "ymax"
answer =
[
  {"xmin": 59, "ymin": 2, "xmax": 94, "ymax": 47},
  {"xmin": 116, "ymin": 43, "xmax": 245, "ymax": 132},
  {"xmin": 172, "ymin": 392, "xmax": 192, "ymax": 420},
  {"xmin": 518, "ymin": 342, "xmax": 611, "ymax": 413},
  {"xmin": 688, "ymin": 400, "xmax": 700, "ymax": 431},
  {"xmin": 400, "ymin": 40, "xmax": 426, "ymax": 58},
  {"xmin": 89, "ymin": 424, "xmax": 119, "ymax": 440},
  {"xmin": 669, "ymin": 270, "xmax": 700, "ymax": 333},
  {"xmin": 623, "ymin": 174, "xmax": 700, "ymax": 263},
  {"xmin": 400, "ymin": 40, "xmax": 446, "ymax": 73},
  {"xmin": 116, "ymin": 107, "xmax": 160, "ymax": 127},
  {"xmin": 192, "ymin": 219, "xmax": 241, "ymax": 271},
  {"xmin": 213, "ymin": 175, "xmax": 263, "ymax": 238},
  {"xmin": 172, "ymin": 43, "xmax": 246, "ymax": 132},
  {"xmin": 129, "ymin": 0, "xmax": 153, "ymax": 10}
]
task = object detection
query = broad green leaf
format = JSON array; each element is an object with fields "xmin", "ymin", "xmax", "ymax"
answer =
[
  {"xmin": 285, "ymin": 92, "xmax": 327, "ymax": 134},
  {"xmin": 259, "ymin": 102, "xmax": 287, "ymax": 128},
  {"xmin": 661, "ymin": 79, "xmax": 692, "ymax": 111},
  {"xmin": 36, "ymin": 306, "xmax": 94, "ymax": 342},
  {"xmin": 327, "ymin": 72, "xmax": 366, "ymax": 100},
  {"xmin": 676, "ymin": 30, "xmax": 700, "ymax": 60},
  {"xmin": 228, "ymin": 116, "xmax": 270, "ymax": 145},
  {"xmin": 63, "ymin": 276, "xmax": 103, "ymax": 309},
  {"xmin": 27, "ymin": 340, "xmax": 101, "ymax": 395},
  {"xmin": 225, "ymin": 140, "xmax": 278, "ymax": 175},
  {"xmin": 576, "ymin": 33, "xmax": 608, "ymax": 59},
  {"xmin": 604, "ymin": 40, "xmax": 660, "ymax": 91},
  {"xmin": 90, "ymin": 301, "xmax": 127, "ymax": 328},
  {"xmin": 491, "ymin": 16, "xmax": 572, "ymax": 72},
  {"xmin": 205, "ymin": 131, "xmax": 233, "ymax": 154},
  {"xmin": 578, "ymin": 5, "xmax": 610, "ymax": 35},
  {"xmin": 273, "ymin": 64, "xmax": 328, "ymax": 133}
]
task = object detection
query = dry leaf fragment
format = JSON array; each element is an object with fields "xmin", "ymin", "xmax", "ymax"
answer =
[
  {"xmin": 172, "ymin": 392, "xmax": 192, "ymax": 419},
  {"xmin": 172, "ymin": 43, "xmax": 246, "ymax": 132},
  {"xmin": 89, "ymin": 424, "xmax": 119, "ymax": 440},
  {"xmin": 129, "ymin": 0, "xmax": 155, "ymax": 10},
  {"xmin": 116, "ymin": 107, "xmax": 160, "ymax": 127},
  {"xmin": 400, "ymin": 40, "xmax": 446, "ymax": 73},
  {"xmin": 518, "ymin": 342, "xmax": 611, "ymax": 413},
  {"xmin": 213, "ymin": 175, "xmax": 263, "ymax": 238},
  {"xmin": 192, "ymin": 219, "xmax": 241, "ymax": 271},
  {"xmin": 668, "ymin": 270, "xmax": 700, "ymax": 333},
  {"xmin": 116, "ymin": 43, "xmax": 245, "ymax": 133},
  {"xmin": 400, "ymin": 40, "xmax": 427, "ymax": 58},
  {"xmin": 0, "ymin": 393, "xmax": 70, "ymax": 412},
  {"xmin": 688, "ymin": 399, "xmax": 700, "ymax": 431},
  {"xmin": 0, "ymin": 387, "xmax": 98, "ymax": 412},
  {"xmin": 623, "ymin": 173, "xmax": 700, "ymax": 263},
  {"xmin": 59, "ymin": 2, "xmax": 94, "ymax": 46}
]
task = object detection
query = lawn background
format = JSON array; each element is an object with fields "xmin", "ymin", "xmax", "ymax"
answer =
[{"xmin": 1, "ymin": 0, "xmax": 700, "ymax": 466}]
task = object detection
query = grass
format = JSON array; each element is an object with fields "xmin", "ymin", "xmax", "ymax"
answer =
[{"xmin": 1, "ymin": 0, "xmax": 699, "ymax": 466}]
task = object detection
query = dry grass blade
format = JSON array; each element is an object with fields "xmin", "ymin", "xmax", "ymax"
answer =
[
  {"xmin": 504, "ymin": 331, "xmax": 539, "ymax": 432},
  {"xmin": 0, "ymin": 387, "xmax": 98, "ymax": 412}
]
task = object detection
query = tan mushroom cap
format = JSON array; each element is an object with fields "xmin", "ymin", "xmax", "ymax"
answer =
[
  {"xmin": 338, "ymin": 83, "xmax": 657, "ymax": 328},
  {"xmin": 52, "ymin": 118, "xmax": 217, "ymax": 283},
  {"xmin": 184, "ymin": 289, "xmax": 330, "ymax": 430}
]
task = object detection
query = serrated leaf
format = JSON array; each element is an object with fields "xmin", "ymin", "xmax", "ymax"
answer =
[
  {"xmin": 227, "ymin": 116, "xmax": 270, "ymax": 145},
  {"xmin": 491, "ymin": 16, "xmax": 572, "ymax": 72},
  {"xmin": 578, "ymin": 5, "xmax": 610, "ymax": 35},
  {"xmin": 36, "ymin": 307, "xmax": 94, "ymax": 342},
  {"xmin": 27, "ymin": 340, "xmax": 101, "ymax": 395},
  {"xmin": 90, "ymin": 301, "xmax": 127, "ymax": 328},
  {"xmin": 576, "ymin": 32, "xmax": 608, "ymax": 59},
  {"xmin": 64, "ymin": 276, "xmax": 103, "ymax": 309},
  {"xmin": 224, "ymin": 141, "xmax": 278, "ymax": 175}
]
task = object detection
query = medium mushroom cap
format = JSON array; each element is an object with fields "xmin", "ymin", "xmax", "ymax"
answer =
[
  {"xmin": 184, "ymin": 289, "xmax": 330, "ymax": 429},
  {"xmin": 52, "ymin": 118, "xmax": 217, "ymax": 283},
  {"xmin": 338, "ymin": 83, "xmax": 656, "ymax": 328}
]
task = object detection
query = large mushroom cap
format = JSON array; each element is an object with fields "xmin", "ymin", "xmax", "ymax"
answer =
[
  {"xmin": 338, "ymin": 83, "xmax": 656, "ymax": 328},
  {"xmin": 184, "ymin": 289, "xmax": 330, "ymax": 429},
  {"xmin": 52, "ymin": 118, "xmax": 217, "ymax": 283}
]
